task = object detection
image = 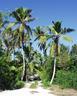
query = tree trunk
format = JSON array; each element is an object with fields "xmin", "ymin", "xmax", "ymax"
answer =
[
  {"xmin": 50, "ymin": 37, "xmax": 59, "ymax": 84},
  {"xmin": 21, "ymin": 48, "xmax": 26, "ymax": 81},
  {"xmin": 55, "ymin": 37, "xmax": 59, "ymax": 56},
  {"xmin": 50, "ymin": 56, "xmax": 56, "ymax": 85},
  {"xmin": 23, "ymin": 62, "xmax": 27, "ymax": 81}
]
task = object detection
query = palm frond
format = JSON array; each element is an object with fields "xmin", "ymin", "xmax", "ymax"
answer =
[
  {"xmin": 62, "ymin": 35, "xmax": 73, "ymax": 42},
  {"xmin": 6, "ymin": 22, "xmax": 18, "ymax": 29},
  {"xmin": 19, "ymin": 24, "xmax": 24, "ymax": 32},
  {"xmin": 34, "ymin": 36, "xmax": 40, "ymax": 41},
  {"xmin": 62, "ymin": 27, "xmax": 75, "ymax": 34},
  {"xmin": 10, "ymin": 11, "xmax": 21, "ymax": 22},
  {"xmin": 25, "ymin": 25, "xmax": 32, "ymax": 35},
  {"xmin": 53, "ymin": 21, "xmax": 61, "ymax": 33}
]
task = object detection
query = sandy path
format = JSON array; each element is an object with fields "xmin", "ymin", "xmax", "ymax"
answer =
[{"xmin": 0, "ymin": 82, "xmax": 56, "ymax": 96}]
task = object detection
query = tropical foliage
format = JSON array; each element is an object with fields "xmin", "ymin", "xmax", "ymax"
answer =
[{"xmin": 0, "ymin": 7, "xmax": 77, "ymax": 90}]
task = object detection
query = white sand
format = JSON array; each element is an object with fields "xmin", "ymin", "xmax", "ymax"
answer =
[{"xmin": 0, "ymin": 82, "xmax": 56, "ymax": 96}]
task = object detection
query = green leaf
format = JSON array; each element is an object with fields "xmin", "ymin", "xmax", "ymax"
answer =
[
  {"xmin": 50, "ymin": 44, "xmax": 54, "ymax": 57},
  {"xmin": 19, "ymin": 24, "xmax": 24, "ymax": 32},
  {"xmin": 10, "ymin": 66, "xmax": 16, "ymax": 71},
  {"xmin": 62, "ymin": 35, "xmax": 73, "ymax": 42},
  {"xmin": 51, "ymin": 27, "xmax": 58, "ymax": 35},
  {"xmin": 29, "ymin": 63, "xmax": 34, "ymax": 73},
  {"xmin": 25, "ymin": 25, "xmax": 32, "ymax": 35},
  {"xmin": 39, "ymin": 36, "xmax": 47, "ymax": 43},
  {"xmin": 25, "ymin": 17, "xmax": 35, "ymax": 22},
  {"xmin": 46, "ymin": 34, "xmax": 54, "ymax": 40},
  {"xmin": 53, "ymin": 21, "xmax": 61, "ymax": 33},
  {"xmin": 34, "ymin": 36, "xmax": 40, "ymax": 41},
  {"xmin": 7, "ymin": 22, "xmax": 17, "ymax": 29}
]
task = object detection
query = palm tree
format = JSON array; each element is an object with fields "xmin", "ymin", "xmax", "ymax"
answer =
[
  {"xmin": 47, "ymin": 21, "xmax": 74, "ymax": 84},
  {"xmin": 0, "ymin": 12, "xmax": 10, "ymax": 58},
  {"xmin": 7, "ymin": 7, "xmax": 35, "ymax": 81},
  {"xmin": 33, "ymin": 26, "xmax": 47, "ymax": 56},
  {"xmin": 2, "ymin": 28, "xmax": 14, "ymax": 56}
]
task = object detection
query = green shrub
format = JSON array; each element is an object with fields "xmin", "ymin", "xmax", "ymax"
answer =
[
  {"xmin": 36, "ymin": 66, "xmax": 50, "ymax": 87},
  {"xmin": 0, "ymin": 59, "xmax": 23, "ymax": 90},
  {"xmin": 36, "ymin": 57, "xmax": 53, "ymax": 87},
  {"xmin": 14, "ymin": 81, "xmax": 25, "ymax": 89},
  {"xmin": 54, "ymin": 70, "xmax": 77, "ymax": 89}
]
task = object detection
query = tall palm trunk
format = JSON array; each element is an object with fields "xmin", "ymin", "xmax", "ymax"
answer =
[
  {"xmin": 55, "ymin": 37, "xmax": 59, "ymax": 56},
  {"xmin": 21, "ymin": 47, "xmax": 26, "ymax": 81},
  {"xmin": 50, "ymin": 37, "xmax": 58, "ymax": 84},
  {"xmin": 21, "ymin": 31, "xmax": 27, "ymax": 81},
  {"xmin": 50, "ymin": 56, "xmax": 56, "ymax": 84},
  {"xmin": 23, "ymin": 59, "xmax": 28, "ymax": 81}
]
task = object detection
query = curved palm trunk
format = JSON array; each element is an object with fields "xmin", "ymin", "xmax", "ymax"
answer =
[
  {"xmin": 50, "ymin": 56, "xmax": 56, "ymax": 84},
  {"xmin": 50, "ymin": 37, "xmax": 58, "ymax": 85}
]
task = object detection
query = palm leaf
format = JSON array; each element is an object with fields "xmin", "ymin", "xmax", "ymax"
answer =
[
  {"xmin": 51, "ymin": 27, "xmax": 58, "ymax": 35},
  {"xmin": 53, "ymin": 21, "xmax": 61, "ymax": 33},
  {"xmin": 66, "ymin": 28, "xmax": 75, "ymax": 32},
  {"xmin": 62, "ymin": 27, "xmax": 75, "ymax": 34},
  {"xmin": 10, "ymin": 7, "xmax": 33, "ymax": 22},
  {"xmin": 6, "ymin": 22, "xmax": 18, "ymax": 29},
  {"xmin": 39, "ymin": 36, "xmax": 47, "ymax": 43},
  {"xmin": 24, "ymin": 17, "xmax": 35, "ymax": 22},
  {"xmin": 62, "ymin": 35, "xmax": 73, "ymax": 42},
  {"xmin": 46, "ymin": 34, "xmax": 54, "ymax": 40},
  {"xmin": 19, "ymin": 24, "xmax": 24, "ymax": 32},
  {"xmin": 10, "ymin": 11, "xmax": 21, "ymax": 22},
  {"xmin": 25, "ymin": 25, "xmax": 32, "ymax": 35},
  {"xmin": 34, "ymin": 36, "xmax": 40, "ymax": 41},
  {"xmin": 29, "ymin": 63, "xmax": 34, "ymax": 73}
]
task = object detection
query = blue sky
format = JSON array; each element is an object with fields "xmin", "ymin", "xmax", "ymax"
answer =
[{"xmin": 0, "ymin": 0, "xmax": 77, "ymax": 49}]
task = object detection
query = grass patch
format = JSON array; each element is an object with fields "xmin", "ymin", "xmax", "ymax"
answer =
[{"xmin": 29, "ymin": 81, "xmax": 38, "ymax": 89}]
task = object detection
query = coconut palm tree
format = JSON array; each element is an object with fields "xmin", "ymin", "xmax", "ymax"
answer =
[
  {"xmin": 33, "ymin": 26, "xmax": 47, "ymax": 56},
  {"xmin": 47, "ymin": 21, "xmax": 74, "ymax": 84},
  {"xmin": 0, "ymin": 12, "xmax": 10, "ymax": 58},
  {"xmin": 7, "ymin": 7, "xmax": 35, "ymax": 81}
]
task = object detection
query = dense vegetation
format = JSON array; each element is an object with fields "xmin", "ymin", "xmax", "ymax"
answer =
[{"xmin": 0, "ymin": 7, "xmax": 77, "ymax": 90}]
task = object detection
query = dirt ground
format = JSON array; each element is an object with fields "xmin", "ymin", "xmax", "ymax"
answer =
[
  {"xmin": 49, "ymin": 85, "xmax": 77, "ymax": 96},
  {"xmin": 0, "ymin": 82, "xmax": 77, "ymax": 96},
  {"xmin": 0, "ymin": 82, "xmax": 56, "ymax": 96}
]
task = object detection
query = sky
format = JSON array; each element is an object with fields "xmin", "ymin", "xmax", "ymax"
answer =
[{"xmin": 0, "ymin": 0, "xmax": 77, "ymax": 50}]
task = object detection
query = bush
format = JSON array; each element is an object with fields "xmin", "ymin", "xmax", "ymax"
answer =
[
  {"xmin": 0, "ymin": 58, "xmax": 23, "ymax": 90},
  {"xmin": 14, "ymin": 81, "xmax": 25, "ymax": 89},
  {"xmin": 54, "ymin": 70, "xmax": 77, "ymax": 89},
  {"xmin": 36, "ymin": 57, "xmax": 53, "ymax": 87}
]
